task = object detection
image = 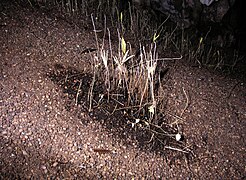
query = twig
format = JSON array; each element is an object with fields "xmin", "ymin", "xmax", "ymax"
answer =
[
  {"xmin": 147, "ymin": 133, "xmax": 155, "ymax": 143},
  {"xmin": 141, "ymin": 119, "xmax": 174, "ymax": 137},
  {"xmin": 154, "ymin": 55, "xmax": 183, "ymax": 61},
  {"xmin": 114, "ymin": 105, "xmax": 142, "ymax": 111},
  {"xmin": 130, "ymin": 55, "xmax": 183, "ymax": 69},
  {"xmin": 58, "ymin": 73, "xmax": 83, "ymax": 84},
  {"xmin": 110, "ymin": 96, "xmax": 124, "ymax": 106},
  {"xmin": 155, "ymin": 137, "xmax": 191, "ymax": 154},
  {"xmin": 93, "ymin": 148, "xmax": 111, "ymax": 154},
  {"xmin": 88, "ymin": 69, "xmax": 96, "ymax": 112},
  {"xmin": 110, "ymin": 104, "xmax": 118, "ymax": 115},
  {"xmin": 81, "ymin": 48, "xmax": 97, "ymax": 54},
  {"xmin": 166, "ymin": 111, "xmax": 184, "ymax": 120},
  {"xmin": 91, "ymin": 14, "xmax": 100, "ymax": 52},
  {"xmin": 226, "ymin": 82, "xmax": 241, "ymax": 99},
  {"xmin": 164, "ymin": 146, "xmax": 189, "ymax": 153},
  {"xmin": 141, "ymin": 124, "xmax": 172, "ymax": 137},
  {"xmin": 75, "ymin": 79, "xmax": 82, "ymax": 105},
  {"xmin": 166, "ymin": 111, "xmax": 185, "ymax": 126},
  {"xmin": 180, "ymin": 87, "xmax": 189, "ymax": 117},
  {"xmin": 27, "ymin": 0, "xmax": 33, "ymax": 7}
]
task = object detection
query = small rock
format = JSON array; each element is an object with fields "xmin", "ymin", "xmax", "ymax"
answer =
[
  {"xmin": 52, "ymin": 162, "xmax": 58, "ymax": 167},
  {"xmin": 22, "ymin": 150, "xmax": 29, "ymax": 156}
]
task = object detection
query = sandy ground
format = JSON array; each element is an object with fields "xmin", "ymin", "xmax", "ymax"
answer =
[{"xmin": 0, "ymin": 1, "xmax": 245, "ymax": 179}]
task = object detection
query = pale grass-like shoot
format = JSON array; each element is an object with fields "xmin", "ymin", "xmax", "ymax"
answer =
[
  {"xmin": 100, "ymin": 48, "xmax": 110, "ymax": 96},
  {"xmin": 113, "ymin": 48, "xmax": 134, "ymax": 101},
  {"xmin": 101, "ymin": 49, "xmax": 108, "ymax": 70},
  {"xmin": 113, "ymin": 50, "xmax": 134, "ymax": 81}
]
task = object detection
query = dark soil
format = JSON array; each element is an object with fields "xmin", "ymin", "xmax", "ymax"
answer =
[{"xmin": 0, "ymin": 0, "xmax": 245, "ymax": 179}]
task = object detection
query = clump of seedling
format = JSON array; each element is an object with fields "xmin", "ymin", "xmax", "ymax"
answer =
[{"xmin": 88, "ymin": 14, "xmax": 189, "ymax": 153}]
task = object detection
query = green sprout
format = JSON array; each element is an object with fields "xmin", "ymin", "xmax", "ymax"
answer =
[
  {"xmin": 153, "ymin": 32, "xmax": 160, "ymax": 43},
  {"xmin": 199, "ymin": 37, "xmax": 203, "ymax": 45},
  {"xmin": 121, "ymin": 36, "xmax": 127, "ymax": 54},
  {"xmin": 120, "ymin": 12, "xmax": 123, "ymax": 23}
]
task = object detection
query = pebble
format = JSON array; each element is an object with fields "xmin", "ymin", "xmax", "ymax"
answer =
[
  {"xmin": 22, "ymin": 150, "xmax": 29, "ymax": 156},
  {"xmin": 52, "ymin": 162, "xmax": 58, "ymax": 167}
]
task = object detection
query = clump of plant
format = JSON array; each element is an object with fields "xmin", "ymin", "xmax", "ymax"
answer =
[{"xmin": 87, "ymin": 13, "xmax": 189, "ymax": 153}]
